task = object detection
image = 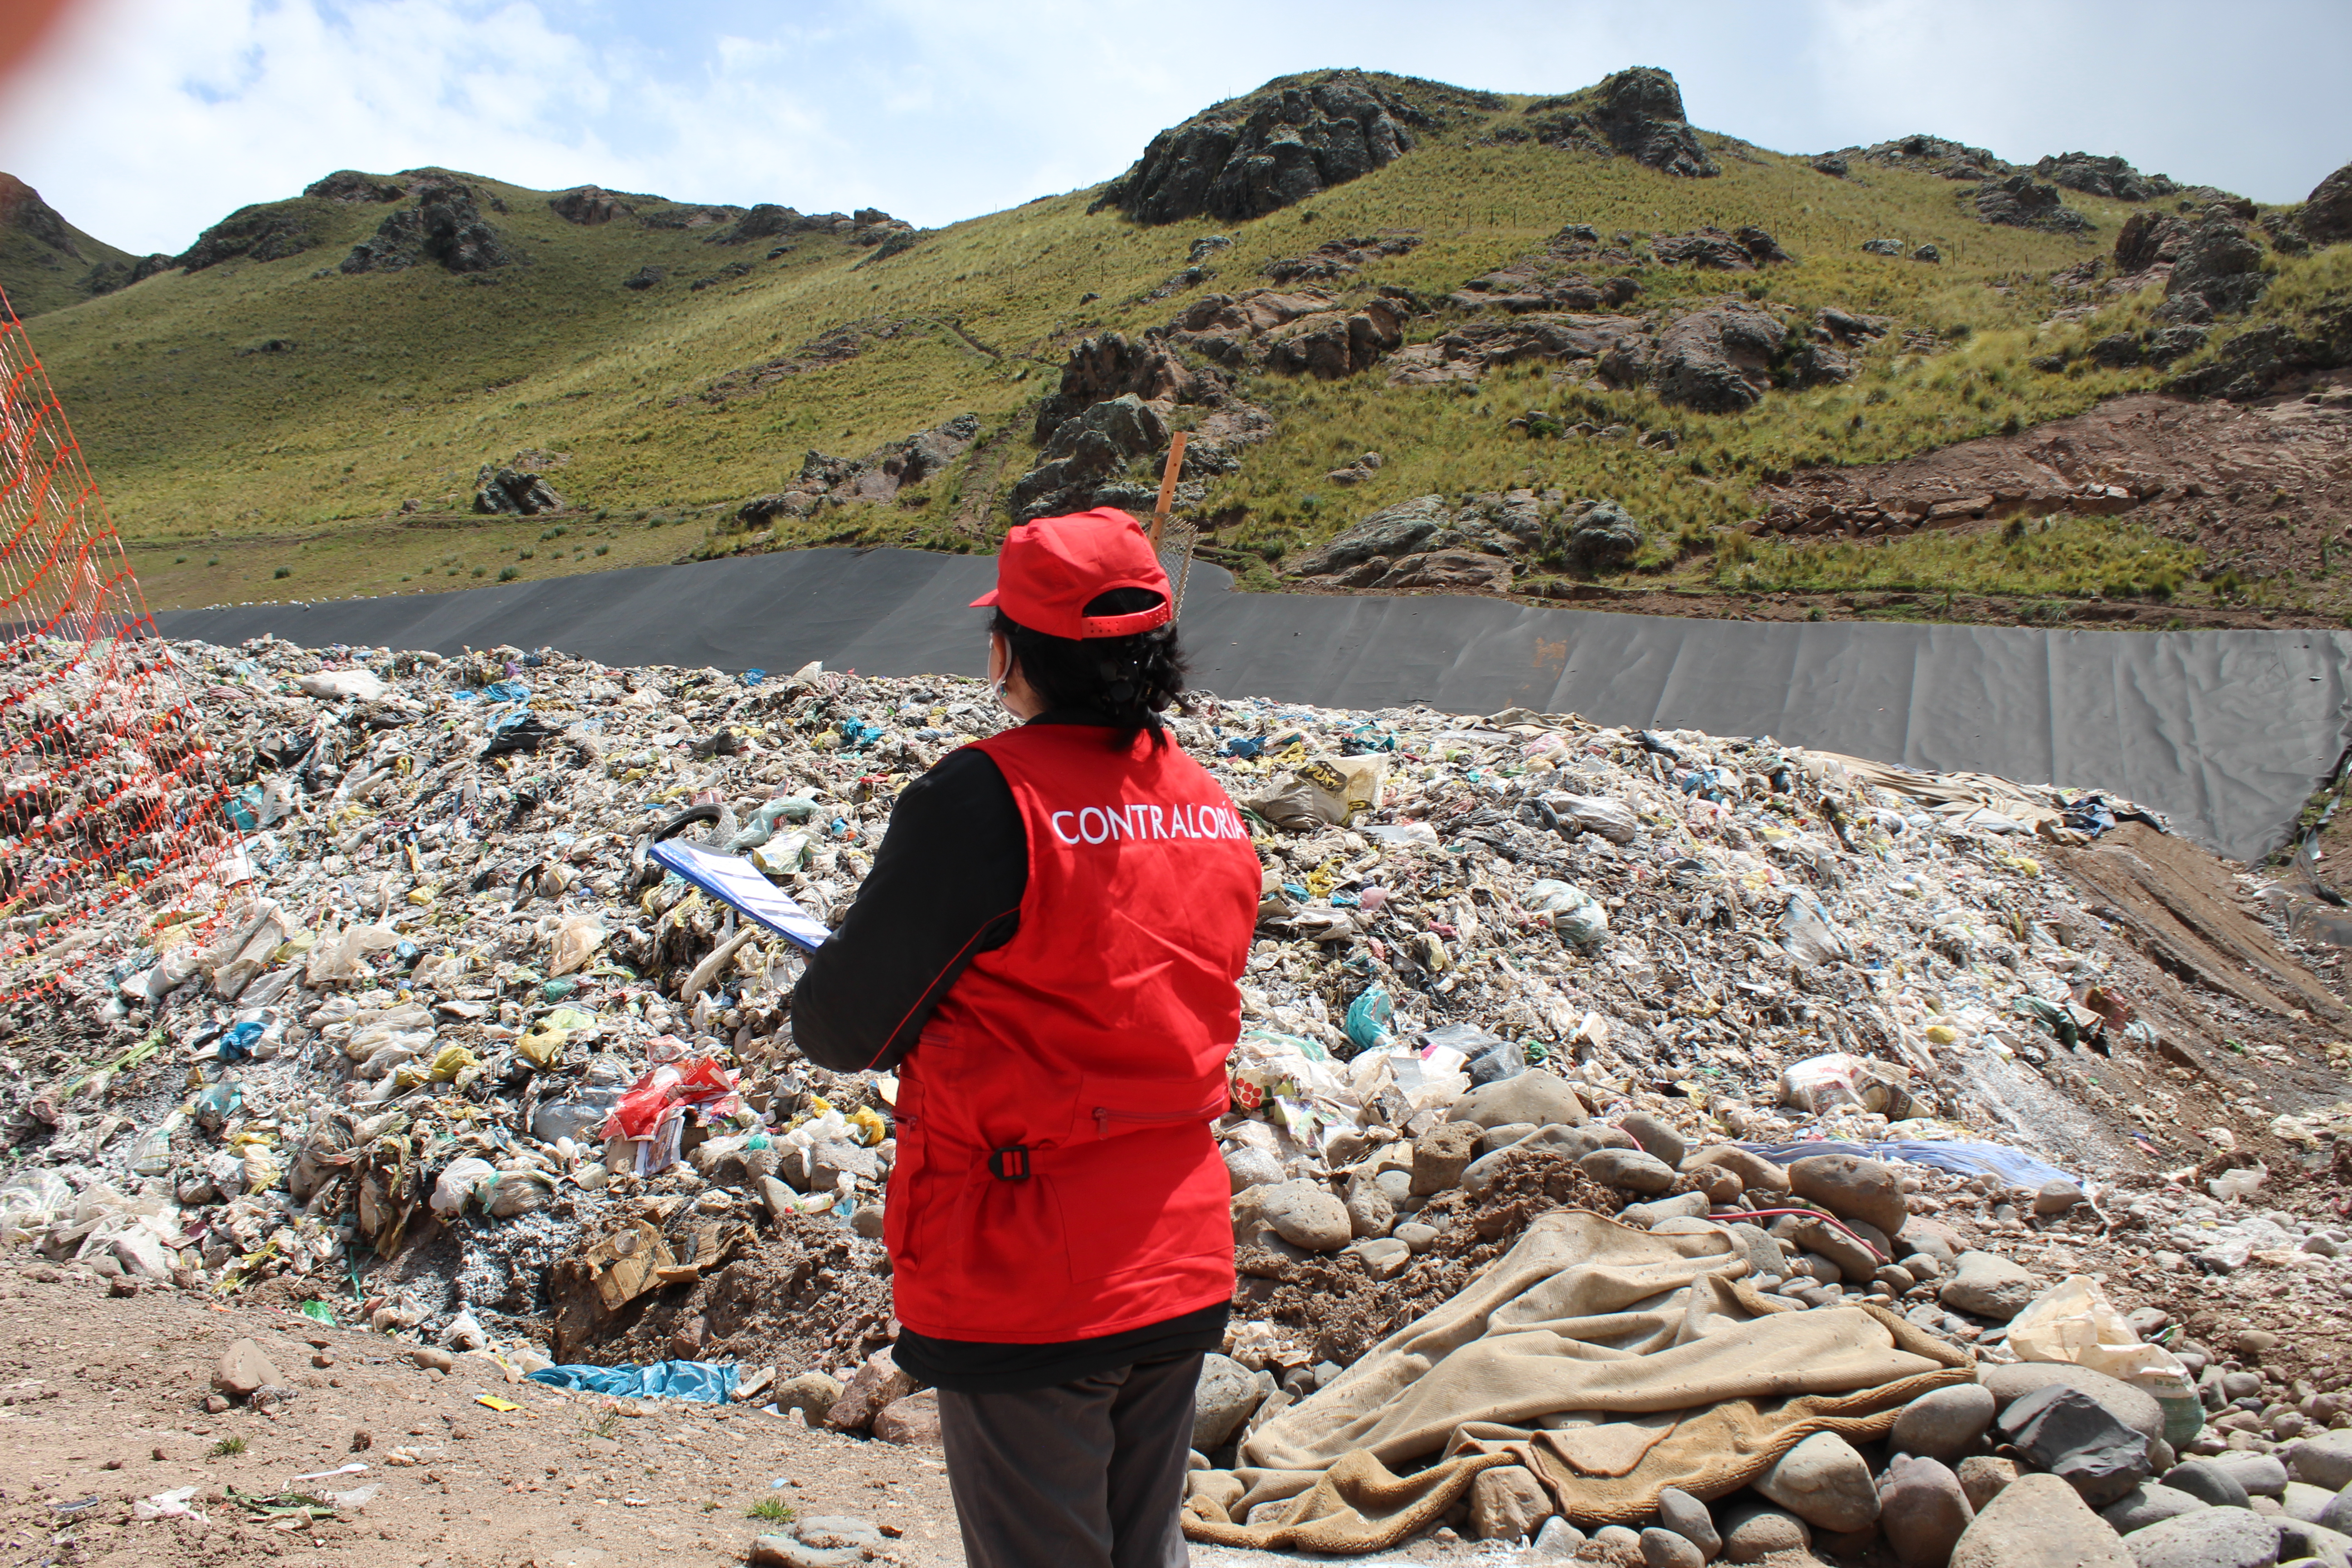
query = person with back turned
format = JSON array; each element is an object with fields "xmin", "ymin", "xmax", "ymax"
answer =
[{"xmin": 790, "ymin": 506, "xmax": 1261, "ymax": 1568}]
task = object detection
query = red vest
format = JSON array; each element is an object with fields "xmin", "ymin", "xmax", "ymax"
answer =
[{"xmin": 885, "ymin": 722, "xmax": 1260, "ymax": 1343}]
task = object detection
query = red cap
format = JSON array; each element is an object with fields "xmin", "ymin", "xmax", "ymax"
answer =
[{"xmin": 970, "ymin": 507, "xmax": 1172, "ymax": 639}]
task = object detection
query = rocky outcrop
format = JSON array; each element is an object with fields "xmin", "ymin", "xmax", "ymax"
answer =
[
  {"xmin": 2171, "ymin": 221, "xmax": 2270, "ymax": 315},
  {"xmin": 1849, "ymin": 133, "xmax": 2010, "ymax": 182},
  {"xmin": 2301, "ymin": 161, "xmax": 2352, "ymax": 247},
  {"xmin": 1513, "ymin": 68, "xmax": 1717, "ymax": 178},
  {"xmin": 304, "ymin": 170, "xmax": 405, "ymax": 203},
  {"xmin": 1286, "ymin": 493, "xmax": 1524, "ymax": 590},
  {"xmin": 2115, "ymin": 210, "xmax": 2195, "ymax": 274},
  {"xmin": 1974, "ymin": 176, "xmax": 2093, "ymax": 233},
  {"xmin": 706, "ymin": 205, "xmax": 909, "ymax": 247},
  {"xmin": 1033, "ymin": 332, "xmax": 1215, "ymax": 441},
  {"xmin": 1549, "ymin": 499, "xmax": 1645, "ymax": 568},
  {"xmin": 1261, "ymin": 233, "xmax": 1420, "ymax": 284},
  {"xmin": 1385, "ymin": 314, "xmax": 1648, "ymax": 386},
  {"xmin": 80, "ymin": 254, "xmax": 173, "ymax": 298},
  {"xmin": 1447, "ymin": 223, "xmax": 1644, "ymax": 313},
  {"xmin": 2167, "ymin": 322, "xmax": 2348, "ymax": 402},
  {"xmin": 1607, "ymin": 300, "xmax": 1785, "ymax": 412},
  {"xmin": 642, "ymin": 203, "xmax": 743, "ymax": 231},
  {"xmin": 1450, "ymin": 272, "xmax": 1641, "ymax": 314},
  {"xmin": 474, "ymin": 465, "xmax": 564, "ymax": 516},
  {"xmin": 2034, "ymin": 152, "xmax": 2178, "ymax": 202},
  {"xmin": 1163, "ymin": 289, "xmax": 1338, "ymax": 365},
  {"xmin": 1009, "ymin": 395, "xmax": 1170, "ymax": 522},
  {"xmin": 1262, "ymin": 297, "xmax": 1409, "ymax": 378},
  {"xmin": 0, "ymin": 174, "xmax": 81, "ymax": 258},
  {"xmin": 2158, "ymin": 218, "xmax": 2270, "ymax": 321},
  {"xmin": 176, "ymin": 204, "xmax": 317, "ymax": 271},
  {"xmin": 1288, "ymin": 488, "xmax": 1643, "ymax": 589},
  {"xmin": 737, "ymin": 414, "xmax": 980, "ymax": 524},
  {"xmin": 1653, "ymin": 225, "xmax": 1787, "ymax": 270},
  {"xmin": 341, "ymin": 177, "xmax": 525, "ymax": 275},
  {"xmin": 1649, "ymin": 302, "xmax": 1787, "ymax": 410},
  {"xmin": 549, "ymin": 185, "xmax": 637, "ymax": 225},
  {"xmin": 1094, "ymin": 71, "xmax": 1446, "ymax": 225}
]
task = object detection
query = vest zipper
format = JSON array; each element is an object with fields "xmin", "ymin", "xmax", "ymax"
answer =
[{"xmin": 1092, "ymin": 1097, "xmax": 1227, "ymax": 1137}]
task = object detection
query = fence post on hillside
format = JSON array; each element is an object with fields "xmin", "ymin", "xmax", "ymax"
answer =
[{"xmin": 1148, "ymin": 431, "xmax": 1187, "ymax": 550}]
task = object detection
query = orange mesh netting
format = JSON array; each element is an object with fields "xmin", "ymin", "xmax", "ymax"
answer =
[{"xmin": 0, "ymin": 283, "xmax": 236, "ymax": 1001}]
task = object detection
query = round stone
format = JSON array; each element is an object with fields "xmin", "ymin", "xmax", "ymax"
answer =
[{"xmin": 1892, "ymin": 1383, "xmax": 1998, "ymax": 1462}]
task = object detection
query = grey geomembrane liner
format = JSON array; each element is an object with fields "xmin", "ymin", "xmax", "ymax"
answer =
[{"xmin": 155, "ymin": 549, "xmax": 2352, "ymax": 862}]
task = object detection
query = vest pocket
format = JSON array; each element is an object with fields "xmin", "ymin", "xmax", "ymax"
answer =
[{"xmin": 1053, "ymin": 1127, "xmax": 1229, "ymax": 1290}]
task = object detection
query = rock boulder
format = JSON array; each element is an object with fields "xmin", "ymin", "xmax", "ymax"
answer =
[
  {"xmin": 1755, "ymin": 1431, "xmax": 1879, "ymax": 1532},
  {"xmin": 1942, "ymin": 1251, "xmax": 2039, "ymax": 1320},
  {"xmin": 1453, "ymin": 1072, "xmax": 1588, "ymax": 1130},
  {"xmin": 1788, "ymin": 1152, "xmax": 1909, "ymax": 1234},
  {"xmin": 1467, "ymin": 1464, "xmax": 1552, "ymax": 1541},
  {"xmin": 2120, "ymin": 1508, "xmax": 2282, "ymax": 1568},
  {"xmin": 2304, "ymin": 161, "xmax": 2352, "ymax": 247},
  {"xmin": 1950, "ymin": 1473, "xmax": 2132, "ymax": 1568},
  {"xmin": 1097, "ymin": 71, "xmax": 1437, "ymax": 225},
  {"xmin": 1881, "ymin": 1454, "xmax": 1975, "ymax": 1568}
]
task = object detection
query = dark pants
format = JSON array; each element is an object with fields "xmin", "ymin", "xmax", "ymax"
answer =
[{"xmin": 936, "ymin": 1352, "xmax": 1201, "ymax": 1568}]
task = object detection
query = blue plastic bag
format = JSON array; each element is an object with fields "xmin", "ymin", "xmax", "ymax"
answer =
[
  {"xmin": 527, "ymin": 1360, "xmax": 739, "ymax": 1403},
  {"xmin": 216, "ymin": 1020, "xmax": 265, "ymax": 1063},
  {"xmin": 1344, "ymin": 985, "xmax": 1394, "ymax": 1054}
]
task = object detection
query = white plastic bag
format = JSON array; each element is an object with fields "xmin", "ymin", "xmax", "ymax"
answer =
[
  {"xmin": 307, "ymin": 923, "xmax": 400, "ymax": 985},
  {"xmin": 298, "ymin": 668, "xmax": 388, "ymax": 701},
  {"xmin": 1526, "ymin": 879, "xmax": 1610, "ymax": 949},
  {"xmin": 1780, "ymin": 892, "xmax": 1852, "ymax": 967},
  {"xmin": 0, "ymin": 1169, "xmax": 73, "ymax": 1242},
  {"xmin": 1779, "ymin": 1052, "xmax": 1916, "ymax": 1117},
  {"xmin": 2008, "ymin": 1274, "xmax": 2189, "ymax": 1382},
  {"xmin": 430, "ymin": 1157, "xmax": 497, "ymax": 1215},
  {"xmin": 546, "ymin": 914, "xmax": 607, "ymax": 977}
]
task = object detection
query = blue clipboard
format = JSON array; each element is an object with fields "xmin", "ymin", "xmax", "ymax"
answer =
[{"xmin": 647, "ymin": 839, "xmax": 830, "ymax": 952}]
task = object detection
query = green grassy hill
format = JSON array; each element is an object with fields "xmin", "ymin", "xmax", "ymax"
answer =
[{"xmin": 5, "ymin": 69, "xmax": 2345, "ymax": 624}]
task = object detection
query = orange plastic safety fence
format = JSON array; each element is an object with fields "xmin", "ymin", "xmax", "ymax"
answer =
[{"xmin": 0, "ymin": 283, "xmax": 238, "ymax": 1002}]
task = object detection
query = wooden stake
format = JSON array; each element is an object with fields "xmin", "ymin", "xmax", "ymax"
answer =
[{"xmin": 1149, "ymin": 431, "xmax": 1188, "ymax": 548}]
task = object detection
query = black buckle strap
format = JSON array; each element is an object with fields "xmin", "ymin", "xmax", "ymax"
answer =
[{"xmin": 987, "ymin": 1145, "xmax": 1031, "ymax": 1182}]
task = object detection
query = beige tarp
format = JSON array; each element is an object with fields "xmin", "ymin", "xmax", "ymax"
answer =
[{"xmin": 1184, "ymin": 1210, "xmax": 1972, "ymax": 1553}]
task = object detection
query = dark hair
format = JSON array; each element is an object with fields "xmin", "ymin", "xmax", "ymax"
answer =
[{"xmin": 991, "ymin": 587, "xmax": 1188, "ymax": 748}]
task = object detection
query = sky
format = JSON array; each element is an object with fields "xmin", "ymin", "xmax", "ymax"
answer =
[{"xmin": 1, "ymin": 0, "xmax": 2346, "ymax": 256}]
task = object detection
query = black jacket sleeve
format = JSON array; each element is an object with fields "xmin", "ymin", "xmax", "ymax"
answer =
[{"xmin": 788, "ymin": 745, "xmax": 1026, "ymax": 1073}]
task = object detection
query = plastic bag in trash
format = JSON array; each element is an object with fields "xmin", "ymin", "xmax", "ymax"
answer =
[
  {"xmin": 133, "ymin": 1486, "xmax": 206, "ymax": 1522},
  {"xmin": 296, "ymin": 667, "xmax": 387, "ymax": 701},
  {"xmin": 1343, "ymin": 986, "xmax": 1395, "ymax": 1054},
  {"xmin": 546, "ymin": 914, "xmax": 607, "ymax": 977},
  {"xmin": 1227, "ymin": 1027, "xmax": 1338, "ymax": 1112},
  {"xmin": 1360, "ymin": 821, "xmax": 1440, "ymax": 850},
  {"xmin": 193, "ymin": 1081, "xmax": 244, "ymax": 1132},
  {"xmin": 306, "ymin": 924, "xmax": 400, "ymax": 985},
  {"xmin": 1779, "ymin": 1052, "xmax": 1916, "ymax": 1117},
  {"xmin": 1779, "ymin": 892, "xmax": 1852, "ymax": 967},
  {"xmin": 481, "ymin": 1168, "xmax": 554, "ymax": 1218},
  {"xmin": 1248, "ymin": 769, "xmax": 1352, "ymax": 833},
  {"xmin": 2007, "ymin": 1274, "xmax": 2189, "ymax": 1384},
  {"xmin": 1524, "ymin": 879, "xmax": 1609, "ymax": 949},
  {"xmin": 531, "ymin": 1088, "xmax": 621, "ymax": 1144},
  {"xmin": 0, "ymin": 1169, "xmax": 74, "ymax": 1241},
  {"xmin": 1542, "ymin": 793, "xmax": 1640, "ymax": 844},
  {"xmin": 603, "ymin": 1058, "xmax": 741, "ymax": 1140},
  {"xmin": 431, "ymin": 1157, "xmax": 497, "ymax": 1215}
]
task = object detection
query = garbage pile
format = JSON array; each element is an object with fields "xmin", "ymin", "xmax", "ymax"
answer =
[{"xmin": 5, "ymin": 632, "xmax": 2351, "ymax": 1563}]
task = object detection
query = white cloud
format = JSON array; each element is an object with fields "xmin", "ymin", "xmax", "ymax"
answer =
[{"xmin": 0, "ymin": 0, "xmax": 2342, "ymax": 255}]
